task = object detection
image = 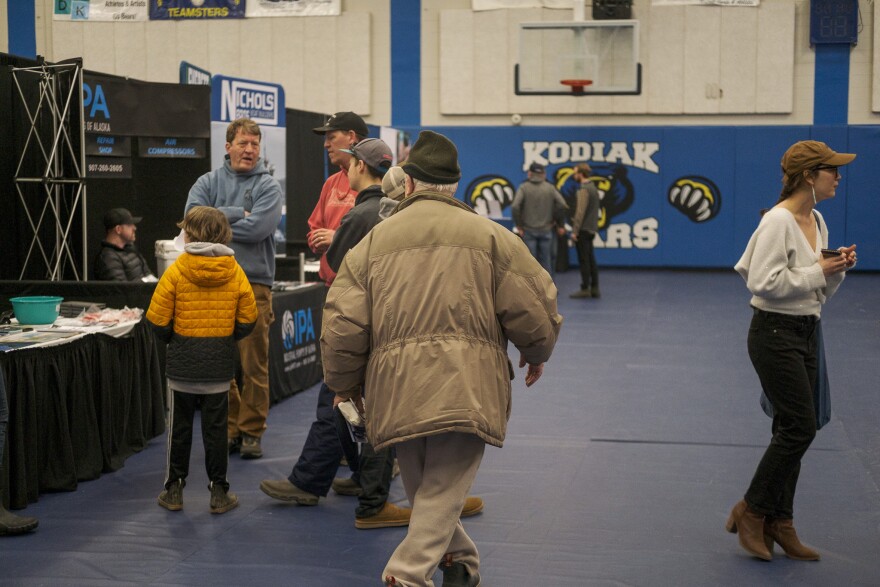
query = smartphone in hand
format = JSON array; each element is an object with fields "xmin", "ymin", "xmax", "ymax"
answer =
[{"xmin": 821, "ymin": 248, "xmax": 842, "ymax": 258}]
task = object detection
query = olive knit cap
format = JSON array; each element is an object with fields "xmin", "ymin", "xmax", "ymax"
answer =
[{"xmin": 401, "ymin": 130, "xmax": 461, "ymax": 185}]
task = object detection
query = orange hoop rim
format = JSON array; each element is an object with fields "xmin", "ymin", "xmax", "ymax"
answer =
[{"xmin": 560, "ymin": 79, "xmax": 593, "ymax": 93}]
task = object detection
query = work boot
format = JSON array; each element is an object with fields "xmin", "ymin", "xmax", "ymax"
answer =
[
  {"xmin": 461, "ymin": 496, "xmax": 484, "ymax": 518},
  {"xmin": 209, "ymin": 483, "xmax": 239, "ymax": 515},
  {"xmin": 259, "ymin": 479, "xmax": 319, "ymax": 505},
  {"xmin": 440, "ymin": 554, "xmax": 481, "ymax": 587},
  {"xmin": 726, "ymin": 500, "xmax": 772, "ymax": 561},
  {"xmin": 158, "ymin": 479, "xmax": 184, "ymax": 512},
  {"xmin": 569, "ymin": 289, "xmax": 591, "ymax": 299},
  {"xmin": 240, "ymin": 434, "xmax": 262, "ymax": 459},
  {"xmin": 765, "ymin": 518, "xmax": 820, "ymax": 561},
  {"xmin": 0, "ymin": 505, "xmax": 39, "ymax": 536},
  {"xmin": 227, "ymin": 436, "xmax": 242, "ymax": 454},
  {"xmin": 355, "ymin": 502, "xmax": 412, "ymax": 529},
  {"xmin": 332, "ymin": 476, "xmax": 363, "ymax": 497}
]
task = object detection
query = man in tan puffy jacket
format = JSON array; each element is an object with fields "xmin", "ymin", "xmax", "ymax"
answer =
[{"xmin": 321, "ymin": 130, "xmax": 562, "ymax": 587}]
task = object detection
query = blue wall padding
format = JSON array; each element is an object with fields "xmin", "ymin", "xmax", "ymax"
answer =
[{"xmin": 398, "ymin": 125, "xmax": 878, "ymax": 270}]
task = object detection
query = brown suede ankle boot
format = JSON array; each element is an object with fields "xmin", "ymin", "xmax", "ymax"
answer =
[
  {"xmin": 765, "ymin": 518, "xmax": 820, "ymax": 561},
  {"xmin": 726, "ymin": 500, "xmax": 772, "ymax": 561}
]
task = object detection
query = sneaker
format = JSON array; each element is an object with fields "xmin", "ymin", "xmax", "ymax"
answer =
[
  {"xmin": 259, "ymin": 479, "xmax": 319, "ymax": 505},
  {"xmin": 440, "ymin": 554, "xmax": 481, "ymax": 587},
  {"xmin": 355, "ymin": 502, "xmax": 412, "ymax": 529},
  {"xmin": 590, "ymin": 287, "xmax": 601, "ymax": 299},
  {"xmin": 227, "ymin": 436, "xmax": 242, "ymax": 454},
  {"xmin": 569, "ymin": 289, "xmax": 591, "ymax": 299},
  {"xmin": 332, "ymin": 476, "xmax": 363, "ymax": 497},
  {"xmin": 0, "ymin": 506, "xmax": 39, "ymax": 536},
  {"xmin": 158, "ymin": 480, "xmax": 184, "ymax": 511},
  {"xmin": 209, "ymin": 483, "xmax": 239, "ymax": 514},
  {"xmin": 461, "ymin": 496, "xmax": 484, "ymax": 518},
  {"xmin": 240, "ymin": 434, "xmax": 262, "ymax": 459}
]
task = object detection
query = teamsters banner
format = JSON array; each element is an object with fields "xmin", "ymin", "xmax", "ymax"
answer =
[
  {"xmin": 150, "ymin": 0, "xmax": 245, "ymax": 20},
  {"xmin": 54, "ymin": 0, "xmax": 148, "ymax": 21},
  {"xmin": 651, "ymin": 0, "xmax": 758, "ymax": 5},
  {"xmin": 246, "ymin": 0, "xmax": 340, "ymax": 17}
]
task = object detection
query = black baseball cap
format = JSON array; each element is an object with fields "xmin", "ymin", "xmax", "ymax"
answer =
[
  {"xmin": 529, "ymin": 163, "xmax": 546, "ymax": 173},
  {"xmin": 103, "ymin": 208, "xmax": 142, "ymax": 229},
  {"xmin": 312, "ymin": 112, "xmax": 369, "ymax": 137}
]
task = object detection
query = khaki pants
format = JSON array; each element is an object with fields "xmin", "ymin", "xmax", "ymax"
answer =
[
  {"xmin": 228, "ymin": 283, "xmax": 273, "ymax": 439},
  {"xmin": 383, "ymin": 432, "xmax": 485, "ymax": 587}
]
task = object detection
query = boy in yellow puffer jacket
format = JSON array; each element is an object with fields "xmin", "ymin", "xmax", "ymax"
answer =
[{"xmin": 146, "ymin": 206, "xmax": 257, "ymax": 514}]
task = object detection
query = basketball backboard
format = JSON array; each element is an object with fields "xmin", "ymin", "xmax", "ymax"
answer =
[{"xmin": 515, "ymin": 20, "xmax": 640, "ymax": 96}]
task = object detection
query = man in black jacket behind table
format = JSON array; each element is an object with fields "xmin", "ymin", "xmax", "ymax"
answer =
[{"xmin": 94, "ymin": 208, "xmax": 157, "ymax": 282}]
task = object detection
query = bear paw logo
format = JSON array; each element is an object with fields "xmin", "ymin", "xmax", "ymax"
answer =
[
  {"xmin": 668, "ymin": 176, "xmax": 721, "ymax": 223},
  {"xmin": 466, "ymin": 175, "xmax": 515, "ymax": 218}
]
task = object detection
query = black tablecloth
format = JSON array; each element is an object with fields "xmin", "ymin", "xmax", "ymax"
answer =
[
  {"xmin": 0, "ymin": 320, "xmax": 165, "ymax": 509},
  {"xmin": 269, "ymin": 284, "xmax": 327, "ymax": 403}
]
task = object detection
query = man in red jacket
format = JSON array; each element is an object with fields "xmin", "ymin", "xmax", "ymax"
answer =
[{"xmin": 306, "ymin": 112, "xmax": 368, "ymax": 286}]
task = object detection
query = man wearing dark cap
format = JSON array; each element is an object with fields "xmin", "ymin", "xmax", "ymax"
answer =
[
  {"xmin": 511, "ymin": 162, "xmax": 568, "ymax": 275},
  {"xmin": 94, "ymin": 207, "xmax": 157, "ymax": 282},
  {"xmin": 307, "ymin": 111, "xmax": 369, "ymax": 286},
  {"xmin": 321, "ymin": 130, "xmax": 563, "ymax": 587}
]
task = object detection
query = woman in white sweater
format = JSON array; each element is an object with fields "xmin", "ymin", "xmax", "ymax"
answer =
[{"xmin": 727, "ymin": 140, "xmax": 857, "ymax": 562}]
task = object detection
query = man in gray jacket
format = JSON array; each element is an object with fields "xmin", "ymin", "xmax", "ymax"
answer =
[
  {"xmin": 570, "ymin": 163, "xmax": 601, "ymax": 299},
  {"xmin": 511, "ymin": 162, "xmax": 568, "ymax": 275},
  {"xmin": 186, "ymin": 118, "xmax": 283, "ymax": 460},
  {"xmin": 321, "ymin": 131, "xmax": 562, "ymax": 587}
]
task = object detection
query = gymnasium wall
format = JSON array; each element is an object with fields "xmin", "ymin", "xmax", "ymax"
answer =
[{"xmin": 414, "ymin": 123, "xmax": 880, "ymax": 270}]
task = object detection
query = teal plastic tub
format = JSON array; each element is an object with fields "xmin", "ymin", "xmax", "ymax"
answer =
[{"xmin": 10, "ymin": 296, "xmax": 64, "ymax": 325}]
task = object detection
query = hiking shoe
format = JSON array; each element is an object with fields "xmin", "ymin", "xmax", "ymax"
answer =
[
  {"xmin": 0, "ymin": 506, "xmax": 39, "ymax": 536},
  {"xmin": 461, "ymin": 496, "xmax": 484, "ymax": 518},
  {"xmin": 569, "ymin": 289, "xmax": 591, "ymax": 299},
  {"xmin": 440, "ymin": 554, "xmax": 481, "ymax": 587},
  {"xmin": 209, "ymin": 483, "xmax": 239, "ymax": 514},
  {"xmin": 355, "ymin": 502, "xmax": 412, "ymax": 529},
  {"xmin": 259, "ymin": 479, "xmax": 319, "ymax": 505},
  {"xmin": 158, "ymin": 480, "xmax": 184, "ymax": 511},
  {"xmin": 332, "ymin": 476, "xmax": 363, "ymax": 496},
  {"xmin": 228, "ymin": 436, "xmax": 242, "ymax": 454},
  {"xmin": 240, "ymin": 434, "xmax": 262, "ymax": 459}
]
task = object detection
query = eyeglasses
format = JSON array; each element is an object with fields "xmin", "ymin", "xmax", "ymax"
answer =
[{"xmin": 813, "ymin": 165, "xmax": 840, "ymax": 176}]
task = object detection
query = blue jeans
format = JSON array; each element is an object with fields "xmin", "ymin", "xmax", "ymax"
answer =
[{"xmin": 523, "ymin": 229, "xmax": 553, "ymax": 274}]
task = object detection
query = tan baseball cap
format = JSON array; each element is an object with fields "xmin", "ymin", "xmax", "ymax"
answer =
[{"xmin": 781, "ymin": 140, "xmax": 855, "ymax": 178}]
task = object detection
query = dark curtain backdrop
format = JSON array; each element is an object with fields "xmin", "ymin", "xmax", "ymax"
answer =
[
  {"xmin": 284, "ymin": 108, "xmax": 328, "ymax": 255},
  {"xmin": 0, "ymin": 55, "xmax": 211, "ymax": 281}
]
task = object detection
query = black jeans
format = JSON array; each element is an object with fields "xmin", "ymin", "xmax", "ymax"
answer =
[
  {"xmin": 575, "ymin": 231, "xmax": 599, "ymax": 291},
  {"xmin": 166, "ymin": 389, "xmax": 229, "ymax": 491},
  {"xmin": 744, "ymin": 308, "xmax": 818, "ymax": 519}
]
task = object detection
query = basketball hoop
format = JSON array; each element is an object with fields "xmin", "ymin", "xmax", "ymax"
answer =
[{"xmin": 560, "ymin": 79, "xmax": 593, "ymax": 94}]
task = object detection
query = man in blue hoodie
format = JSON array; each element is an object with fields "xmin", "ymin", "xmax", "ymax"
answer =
[{"xmin": 186, "ymin": 118, "xmax": 283, "ymax": 460}]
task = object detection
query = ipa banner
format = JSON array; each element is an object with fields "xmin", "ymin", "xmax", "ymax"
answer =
[
  {"xmin": 246, "ymin": 0, "xmax": 340, "ymax": 17},
  {"xmin": 149, "ymin": 0, "xmax": 245, "ymax": 20},
  {"xmin": 54, "ymin": 0, "xmax": 148, "ymax": 21},
  {"xmin": 84, "ymin": 73, "xmax": 210, "ymax": 138}
]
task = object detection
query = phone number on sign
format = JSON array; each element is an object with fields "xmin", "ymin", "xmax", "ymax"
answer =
[{"xmin": 88, "ymin": 162, "xmax": 125, "ymax": 174}]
